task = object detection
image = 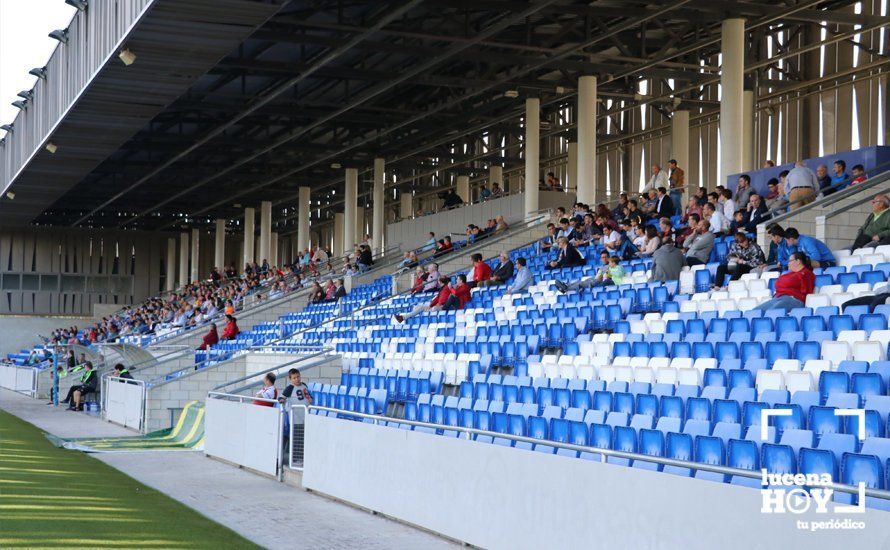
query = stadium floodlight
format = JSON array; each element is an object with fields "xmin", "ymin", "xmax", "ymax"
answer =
[
  {"xmin": 49, "ymin": 29, "xmax": 69, "ymax": 44},
  {"xmin": 331, "ymin": 163, "xmax": 342, "ymax": 169},
  {"xmin": 46, "ymin": 142, "xmax": 58, "ymax": 154},
  {"xmin": 17, "ymin": 90, "xmax": 34, "ymax": 100},
  {"xmin": 29, "ymin": 67, "xmax": 47, "ymax": 79},
  {"xmin": 6, "ymin": 192, "xmax": 15, "ymax": 200},
  {"xmin": 65, "ymin": 0, "xmax": 88, "ymax": 11},
  {"xmin": 12, "ymin": 100, "xmax": 28, "ymax": 110},
  {"xmin": 0, "ymin": 124, "xmax": 13, "ymax": 133},
  {"xmin": 118, "ymin": 48, "xmax": 136, "ymax": 66},
  {"xmin": 504, "ymin": 90, "xmax": 519, "ymax": 98}
]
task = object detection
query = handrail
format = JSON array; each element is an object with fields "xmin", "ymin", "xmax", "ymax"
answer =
[
  {"xmin": 309, "ymin": 405, "xmax": 890, "ymax": 501},
  {"xmin": 207, "ymin": 391, "xmax": 279, "ymax": 406},
  {"xmin": 209, "ymin": 348, "xmax": 334, "ymax": 395},
  {"xmin": 759, "ymin": 160, "xmax": 890, "ymax": 226}
]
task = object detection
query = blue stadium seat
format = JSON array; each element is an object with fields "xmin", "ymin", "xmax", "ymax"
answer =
[
  {"xmin": 762, "ymin": 443, "xmax": 797, "ymax": 475},
  {"xmin": 728, "ymin": 439, "xmax": 761, "ymax": 487},
  {"xmin": 809, "ymin": 407, "xmax": 844, "ymax": 440},
  {"xmin": 693, "ymin": 436, "xmax": 727, "ymax": 482},
  {"xmin": 663, "ymin": 432, "xmax": 695, "ymax": 476}
]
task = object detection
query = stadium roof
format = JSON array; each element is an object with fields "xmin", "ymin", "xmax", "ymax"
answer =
[{"xmin": 0, "ymin": 0, "xmax": 883, "ymax": 232}]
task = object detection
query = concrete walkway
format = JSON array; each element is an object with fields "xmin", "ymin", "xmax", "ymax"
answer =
[{"xmin": 0, "ymin": 389, "xmax": 457, "ymax": 550}]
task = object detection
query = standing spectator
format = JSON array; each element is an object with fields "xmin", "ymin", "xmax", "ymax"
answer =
[
  {"xmin": 851, "ymin": 194, "xmax": 890, "ymax": 249},
  {"xmin": 505, "ymin": 258, "xmax": 534, "ymax": 295},
  {"xmin": 783, "ymin": 228, "xmax": 835, "ymax": 268},
  {"xmin": 755, "ymin": 252, "xmax": 815, "ymax": 311},
  {"xmin": 667, "ymin": 159, "xmax": 685, "ymax": 214},
  {"xmin": 479, "ymin": 252, "xmax": 514, "ymax": 287},
  {"xmin": 786, "ymin": 161, "xmax": 819, "ymax": 209},
  {"xmin": 546, "ymin": 237, "xmax": 585, "ymax": 270},
  {"xmin": 279, "ymin": 368, "xmax": 312, "ymax": 462},
  {"xmin": 734, "ymin": 175, "xmax": 754, "ymax": 208},
  {"xmin": 643, "ymin": 164, "xmax": 669, "ymax": 194},
  {"xmin": 490, "ymin": 182, "xmax": 504, "ymax": 198},
  {"xmin": 684, "ymin": 219, "xmax": 715, "ymax": 266},
  {"xmin": 714, "ymin": 232, "xmax": 765, "ymax": 287},
  {"xmin": 221, "ymin": 315, "xmax": 240, "ymax": 340},
  {"xmin": 650, "ymin": 238, "xmax": 685, "ymax": 282}
]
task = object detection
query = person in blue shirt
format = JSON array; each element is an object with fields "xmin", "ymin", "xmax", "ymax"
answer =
[
  {"xmin": 767, "ymin": 226, "xmax": 796, "ymax": 270},
  {"xmin": 783, "ymin": 227, "xmax": 836, "ymax": 268},
  {"xmin": 505, "ymin": 258, "xmax": 535, "ymax": 295},
  {"xmin": 830, "ymin": 159, "xmax": 849, "ymax": 192}
]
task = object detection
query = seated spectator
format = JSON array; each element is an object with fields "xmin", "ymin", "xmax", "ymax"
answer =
[
  {"xmin": 674, "ymin": 213, "xmax": 699, "ymax": 248},
  {"xmin": 479, "ymin": 185, "xmax": 492, "ymax": 200},
  {"xmin": 815, "ymin": 164, "xmax": 832, "ymax": 196},
  {"xmin": 554, "ymin": 255, "xmax": 624, "ymax": 292},
  {"xmin": 850, "ymin": 164, "xmax": 867, "ymax": 185},
  {"xmin": 198, "ymin": 323, "xmax": 219, "ymax": 350},
  {"xmin": 744, "ymin": 193, "xmax": 768, "ymax": 231},
  {"xmin": 479, "ymin": 252, "xmax": 514, "ymax": 287},
  {"xmin": 703, "ymin": 202, "xmax": 729, "ymax": 235},
  {"xmin": 556, "ymin": 218, "xmax": 578, "ymax": 241},
  {"xmin": 68, "ymin": 362, "xmax": 98, "ymax": 412},
  {"xmin": 719, "ymin": 189, "xmax": 736, "ymax": 220},
  {"xmin": 395, "ymin": 276, "xmax": 452, "ymax": 323},
  {"xmin": 538, "ymin": 223, "xmax": 558, "ymax": 253},
  {"xmin": 422, "ymin": 232, "xmax": 437, "ymax": 251},
  {"xmin": 683, "ymin": 219, "xmax": 715, "ymax": 267},
  {"xmin": 544, "ymin": 172, "xmax": 562, "ymax": 190},
  {"xmin": 658, "ymin": 217, "xmax": 674, "ymax": 242},
  {"xmin": 655, "ymin": 187, "xmax": 676, "ymax": 218},
  {"xmin": 682, "ymin": 189, "xmax": 704, "ymax": 222},
  {"xmin": 323, "ymin": 280, "xmax": 337, "ymax": 301},
  {"xmin": 842, "ymin": 282, "xmax": 890, "ymax": 313},
  {"xmin": 113, "ymin": 364, "xmax": 133, "ymax": 380},
  {"xmin": 767, "ymin": 225, "xmax": 794, "ymax": 270},
  {"xmin": 632, "ymin": 226, "xmax": 646, "ymax": 249},
  {"xmin": 831, "ymin": 159, "xmax": 849, "ymax": 192},
  {"xmin": 308, "ymin": 282, "xmax": 325, "ymax": 303},
  {"xmin": 784, "ymin": 227, "xmax": 835, "ymax": 268},
  {"xmin": 494, "ymin": 215, "xmax": 509, "ymax": 233},
  {"xmin": 505, "ymin": 257, "xmax": 534, "ymax": 295},
  {"xmin": 728, "ymin": 210, "xmax": 747, "ymax": 235},
  {"xmin": 754, "ymin": 252, "xmax": 815, "ymax": 311},
  {"xmin": 764, "ymin": 178, "xmax": 788, "ymax": 213},
  {"xmin": 546, "ymin": 237, "xmax": 585, "ymax": 270},
  {"xmin": 637, "ymin": 226, "xmax": 661, "ymax": 257},
  {"xmin": 596, "ymin": 203, "xmax": 613, "ymax": 220},
  {"xmin": 490, "ymin": 182, "xmax": 504, "ymax": 198},
  {"xmin": 442, "ymin": 189, "xmax": 464, "ymax": 209},
  {"xmin": 714, "ymin": 232, "xmax": 766, "ymax": 287},
  {"xmin": 356, "ymin": 245, "xmax": 374, "ymax": 272},
  {"xmin": 602, "ymin": 226, "xmax": 634, "ymax": 258},
  {"xmin": 253, "ymin": 373, "xmax": 278, "ymax": 407},
  {"xmin": 612, "ymin": 193, "xmax": 629, "ymax": 220},
  {"xmin": 331, "ymin": 279, "xmax": 347, "ymax": 301},
  {"xmin": 641, "ymin": 189, "xmax": 658, "ymax": 217},
  {"xmin": 552, "ymin": 206, "xmax": 567, "ymax": 225},
  {"xmin": 468, "ymin": 253, "xmax": 492, "ymax": 288},
  {"xmin": 650, "ymin": 238, "xmax": 685, "ymax": 282},
  {"xmin": 625, "ymin": 200, "xmax": 644, "ymax": 225},
  {"xmin": 221, "ymin": 315, "xmax": 240, "ymax": 340},
  {"xmin": 851, "ymin": 194, "xmax": 890, "ymax": 249},
  {"xmin": 572, "ymin": 214, "xmax": 597, "ymax": 247}
]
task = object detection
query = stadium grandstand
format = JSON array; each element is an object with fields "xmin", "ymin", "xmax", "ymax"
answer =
[{"xmin": 2, "ymin": 0, "xmax": 890, "ymax": 548}]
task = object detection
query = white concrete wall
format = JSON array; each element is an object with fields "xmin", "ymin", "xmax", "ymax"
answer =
[
  {"xmin": 387, "ymin": 191, "xmax": 574, "ymax": 251},
  {"xmin": 0, "ymin": 315, "xmax": 91, "ymax": 358},
  {"xmin": 304, "ymin": 417, "xmax": 890, "ymax": 549}
]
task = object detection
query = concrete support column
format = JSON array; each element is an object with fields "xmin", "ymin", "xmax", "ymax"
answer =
[
  {"xmin": 720, "ymin": 18, "xmax": 746, "ymax": 185},
  {"xmin": 524, "ymin": 97, "xmax": 540, "ymax": 213},
  {"xmin": 270, "ymin": 232, "xmax": 278, "ymax": 266},
  {"xmin": 372, "ymin": 158, "xmax": 385, "ymax": 253},
  {"xmin": 259, "ymin": 201, "xmax": 272, "ymax": 265},
  {"xmin": 742, "ymin": 90, "xmax": 755, "ymax": 171},
  {"xmin": 671, "ymin": 110, "xmax": 690, "ymax": 203},
  {"xmin": 566, "ymin": 142, "xmax": 578, "ymax": 194},
  {"xmin": 344, "ymin": 168, "xmax": 357, "ymax": 255},
  {"xmin": 400, "ymin": 192, "xmax": 413, "ymax": 219},
  {"xmin": 489, "ymin": 164, "xmax": 503, "ymax": 189},
  {"xmin": 165, "ymin": 237, "xmax": 176, "ymax": 291},
  {"xmin": 297, "ymin": 187, "xmax": 310, "ymax": 254},
  {"xmin": 243, "ymin": 207, "xmax": 255, "ymax": 267},
  {"xmin": 189, "ymin": 228, "xmax": 200, "ymax": 283},
  {"xmin": 214, "ymin": 219, "xmax": 226, "ymax": 270},
  {"xmin": 577, "ymin": 76, "xmax": 597, "ymax": 204},
  {"xmin": 355, "ymin": 206, "xmax": 365, "ymax": 244},
  {"xmin": 178, "ymin": 232, "xmax": 189, "ymax": 287},
  {"xmin": 334, "ymin": 213, "xmax": 345, "ymax": 258},
  {"xmin": 457, "ymin": 175, "xmax": 470, "ymax": 203}
]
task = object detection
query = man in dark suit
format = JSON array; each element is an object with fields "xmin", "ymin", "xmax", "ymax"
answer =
[
  {"xmin": 546, "ymin": 237, "xmax": 585, "ymax": 270},
  {"xmin": 655, "ymin": 187, "xmax": 676, "ymax": 218},
  {"xmin": 333, "ymin": 279, "xmax": 347, "ymax": 300},
  {"xmin": 479, "ymin": 252, "xmax": 514, "ymax": 287},
  {"xmin": 744, "ymin": 193, "xmax": 769, "ymax": 232}
]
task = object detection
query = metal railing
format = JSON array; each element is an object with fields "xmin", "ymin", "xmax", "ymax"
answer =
[
  {"xmin": 209, "ymin": 348, "xmax": 334, "ymax": 395},
  {"xmin": 307, "ymin": 405, "xmax": 890, "ymax": 502}
]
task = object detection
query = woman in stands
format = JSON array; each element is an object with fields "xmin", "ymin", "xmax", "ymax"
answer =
[
  {"xmin": 308, "ymin": 282, "xmax": 325, "ymax": 303},
  {"xmin": 221, "ymin": 315, "xmax": 240, "ymax": 340},
  {"xmin": 198, "ymin": 323, "xmax": 219, "ymax": 350},
  {"xmin": 754, "ymin": 252, "xmax": 815, "ymax": 311},
  {"xmin": 637, "ymin": 226, "xmax": 661, "ymax": 257}
]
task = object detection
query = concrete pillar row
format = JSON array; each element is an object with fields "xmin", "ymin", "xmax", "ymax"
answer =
[
  {"xmin": 344, "ymin": 168, "xmax": 358, "ymax": 255},
  {"xmin": 720, "ymin": 18, "xmax": 746, "ymax": 185},
  {"xmin": 457, "ymin": 175, "xmax": 470, "ymax": 203},
  {"xmin": 243, "ymin": 207, "xmax": 255, "ymax": 268},
  {"xmin": 214, "ymin": 219, "xmax": 226, "ymax": 270},
  {"xmin": 671, "ymin": 110, "xmax": 690, "ymax": 207},
  {"xmin": 259, "ymin": 201, "xmax": 272, "ymax": 265},
  {"xmin": 189, "ymin": 228, "xmax": 200, "ymax": 283},
  {"xmin": 165, "ymin": 237, "xmax": 176, "ymax": 292},
  {"xmin": 742, "ymin": 90, "xmax": 755, "ymax": 171},
  {"xmin": 400, "ymin": 192, "xmax": 413, "ymax": 220},
  {"xmin": 297, "ymin": 187, "xmax": 310, "ymax": 254},
  {"xmin": 178, "ymin": 232, "xmax": 189, "ymax": 287},
  {"xmin": 372, "ymin": 158, "xmax": 385, "ymax": 253}
]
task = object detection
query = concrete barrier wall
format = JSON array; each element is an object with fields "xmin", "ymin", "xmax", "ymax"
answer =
[{"xmin": 303, "ymin": 416, "xmax": 890, "ymax": 550}]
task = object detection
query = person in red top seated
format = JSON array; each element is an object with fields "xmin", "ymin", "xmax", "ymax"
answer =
[
  {"xmin": 395, "ymin": 276, "xmax": 455, "ymax": 323},
  {"xmin": 469, "ymin": 253, "xmax": 491, "ymax": 288},
  {"xmin": 221, "ymin": 315, "xmax": 240, "ymax": 340},
  {"xmin": 198, "ymin": 323, "xmax": 219, "ymax": 350},
  {"xmin": 445, "ymin": 274, "xmax": 472, "ymax": 309},
  {"xmin": 754, "ymin": 252, "xmax": 815, "ymax": 311}
]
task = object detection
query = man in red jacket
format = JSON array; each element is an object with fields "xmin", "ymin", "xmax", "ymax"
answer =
[
  {"xmin": 443, "ymin": 274, "xmax": 472, "ymax": 310},
  {"xmin": 468, "ymin": 253, "xmax": 491, "ymax": 288},
  {"xmin": 395, "ymin": 276, "xmax": 452, "ymax": 323}
]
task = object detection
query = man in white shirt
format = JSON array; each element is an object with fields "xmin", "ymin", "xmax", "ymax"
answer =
[
  {"xmin": 703, "ymin": 202, "xmax": 729, "ymax": 235},
  {"xmin": 642, "ymin": 164, "xmax": 669, "ymax": 194},
  {"xmin": 719, "ymin": 189, "xmax": 736, "ymax": 220},
  {"xmin": 602, "ymin": 226, "xmax": 622, "ymax": 251}
]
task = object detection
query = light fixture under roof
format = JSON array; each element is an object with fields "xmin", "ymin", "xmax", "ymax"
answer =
[
  {"xmin": 46, "ymin": 142, "xmax": 58, "ymax": 154},
  {"xmin": 65, "ymin": 0, "xmax": 88, "ymax": 10},
  {"xmin": 118, "ymin": 48, "xmax": 136, "ymax": 66},
  {"xmin": 49, "ymin": 29, "xmax": 69, "ymax": 43},
  {"xmin": 29, "ymin": 67, "xmax": 47, "ymax": 79},
  {"xmin": 504, "ymin": 90, "xmax": 519, "ymax": 98},
  {"xmin": 331, "ymin": 163, "xmax": 342, "ymax": 169},
  {"xmin": 17, "ymin": 90, "xmax": 33, "ymax": 100},
  {"xmin": 0, "ymin": 124, "xmax": 13, "ymax": 133},
  {"xmin": 12, "ymin": 100, "xmax": 27, "ymax": 110}
]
